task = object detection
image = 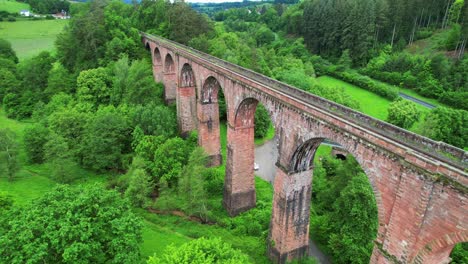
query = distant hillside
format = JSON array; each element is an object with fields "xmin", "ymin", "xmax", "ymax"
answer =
[{"xmin": 0, "ymin": 0, "xmax": 30, "ymax": 13}]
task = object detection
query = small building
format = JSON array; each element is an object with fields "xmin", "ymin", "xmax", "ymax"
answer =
[
  {"xmin": 52, "ymin": 10, "xmax": 70, "ymax": 19},
  {"xmin": 19, "ymin": 10, "xmax": 31, "ymax": 17}
]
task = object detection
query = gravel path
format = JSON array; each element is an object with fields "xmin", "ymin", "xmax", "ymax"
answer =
[{"xmin": 399, "ymin": 92, "xmax": 436, "ymax": 109}]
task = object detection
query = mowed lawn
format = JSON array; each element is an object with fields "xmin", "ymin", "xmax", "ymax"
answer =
[
  {"xmin": 0, "ymin": 0, "xmax": 30, "ymax": 13},
  {"xmin": 0, "ymin": 19, "xmax": 68, "ymax": 60}
]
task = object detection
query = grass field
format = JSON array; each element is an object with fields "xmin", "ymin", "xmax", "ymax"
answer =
[
  {"xmin": 0, "ymin": 0, "xmax": 30, "ymax": 13},
  {"xmin": 317, "ymin": 75, "xmax": 431, "ymax": 131},
  {"xmin": 0, "ymin": 19, "xmax": 67, "ymax": 60}
]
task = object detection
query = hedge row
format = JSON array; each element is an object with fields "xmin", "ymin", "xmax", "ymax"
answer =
[{"xmin": 310, "ymin": 57, "xmax": 399, "ymax": 101}]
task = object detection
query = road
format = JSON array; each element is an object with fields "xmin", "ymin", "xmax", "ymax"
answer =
[
  {"xmin": 255, "ymin": 140, "xmax": 331, "ymax": 264},
  {"xmin": 399, "ymin": 92, "xmax": 436, "ymax": 109}
]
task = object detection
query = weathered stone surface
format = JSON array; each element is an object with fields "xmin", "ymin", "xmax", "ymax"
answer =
[{"xmin": 144, "ymin": 34, "xmax": 468, "ymax": 264}]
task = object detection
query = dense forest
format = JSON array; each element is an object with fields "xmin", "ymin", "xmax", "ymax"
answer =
[
  {"xmin": 0, "ymin": 0, "xmax": 467, "ymax": 263},
  {"xmin": 18, "ymin": 0, "xmax": 70, "ymax": 13}
]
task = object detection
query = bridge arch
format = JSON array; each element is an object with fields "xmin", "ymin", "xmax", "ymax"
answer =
[
  {"xmin": 164, "ymin": 53, "xmax": 175, "ymax": 73},
  {"xmin": 177, "ymin": 63, "xmax": 197, "ymax": 136},
  {"xmin": 412, "ymin": 231, "xmax": 468, "ymax": 263},
  {"xmin": 290, "ymin": 136, "xmax": 385, "ymax": 222},
  {"xmin": 269, "ymin": 134, "xmax": 385, "ymax": 263},
  {"xmin": 180, "ymin": 63, "xmax": 196, "ymax": 87},
  {"xmin": 153, "ymin": 47, "xmax": 162, "ymax": 65},
  {"xmin": 197, "ymin": 76, "xmax": 225, "ymax": 166}
]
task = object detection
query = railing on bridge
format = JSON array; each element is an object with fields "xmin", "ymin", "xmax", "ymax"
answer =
[{"xmin": 142, "ymin": 32, "xmax": 467, "ymax": 171}]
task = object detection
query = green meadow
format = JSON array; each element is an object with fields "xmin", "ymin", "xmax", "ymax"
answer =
[
  {"xmin": 0, "ymin": 19, "xmax": 67, "ymax": 60},
  {"xmin": 0, "ymin": 0, "xmax": 30, "ymax": 13},
  {"xmin": 317, "ymin": 75, "xmax": 431, "ymax": 132}
]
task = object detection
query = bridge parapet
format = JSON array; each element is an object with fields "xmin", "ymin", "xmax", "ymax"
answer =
[{"xmin": 142, "ymin": 32, "xmax": 466, "ymax": 173}]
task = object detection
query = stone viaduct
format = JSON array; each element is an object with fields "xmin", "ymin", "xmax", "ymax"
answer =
[{"xmin": 142, "ymin": 33, "xmax": 467, "ymax": 264}]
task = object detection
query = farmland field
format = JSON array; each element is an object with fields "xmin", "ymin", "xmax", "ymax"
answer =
[
  {"xmin": 0, "ymin": 19, "xmax": 67, "ymax": 60},
  {"xmin": 0, "ymin": 0, "xmax": 30, "ymax": 13}
]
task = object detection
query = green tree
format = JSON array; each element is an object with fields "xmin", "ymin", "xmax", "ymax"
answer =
[
  {"xmin": 254, "ymin": 104, "xmax": 271, "ymax": 138},
  {"xmin": 167, "ymin": 2, "xmax": 213, "ymax": 45},
  {"xmin": 387, "ymin": 99, "xmax": 421, "ymax": 129},
  {"xmin": 152, "ymin": 137, "xmax": 193, "ymax": 187},
  {"xmin": 76, "ymin": 67, "xmax": 113, "ymax": 108},
  {"xmin": 17, "ymin": 51, "xmax": 55, "ymax": 98},
  {"xmin": 0, "ymin": 68, "xmax": 19, "ymax": 102},
  {"xmin": 112, "ymin": 57, "xmax": 163, "ymax": 106},
  {"xmin": 131, "ymin": 104, "xmax": 177, "ymax": 138},
  {"xmin": 0, "ymin": 38, "xmax": 18, "ymax": 63},
  {"xmin": 44, "ymin": 133, "xmax": 78, "ymax": 183},
  {"xmin": 48, "ymin": 107, "xmax": 91, "ymax": 159},
  {"xmin": 125, "ymin": 165, "xmax": 154, "ymax": 208},
  {"xmin": 328, "ymin": 173, "xmax": 378, "ymax": 264},
  {"xmin": 0, "ymin": 128, "xmax": 19, "ymax": 181},
  {"xmin": 0, "ymin": 185, "xmax": 143, "ymax": 263},
  {"xmin": 23, "ymin": 123, "xmax": 50, "ymax": 164},
  {"xmin": 81, "ymin": 106, "xmax": 131, "ymax": 172},
  {"xmin": 45, "ymin": 63, "xmax": 76, "ymax": 100},
  {"xmin": 148, "ymin": 237, "xmax": 251, "ymax": 264},
  {"xmin": 419, "ymin": 107, "xmax": 467, "ymax": 148},
  {"xmin": 178, "ymin": 148, "xmax": 210, "ymax": 222}
]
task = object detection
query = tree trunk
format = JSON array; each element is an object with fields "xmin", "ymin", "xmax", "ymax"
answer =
[
  {"xmin": 391, "ymin": 24, "xmax": 396, "ymax": 47},
  {"xmin": 442, "ymin": 0, "xmax": 452, "ymax": 29}
]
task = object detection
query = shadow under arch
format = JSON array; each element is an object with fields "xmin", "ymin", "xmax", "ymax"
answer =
[
  {"xmin": 197, "ymin": 76, "xmax": 225, "ymax": 166},
  {"xmin": 153, "ymin": 47, "xmax": 162, "ymax": 65},
  {"xmin": 164, "ymin": 53, "xmax": 175, "ymax": 73},
  {"xmin": 177, "ymin": 63, "xmax": 197, "ymax": 136}
]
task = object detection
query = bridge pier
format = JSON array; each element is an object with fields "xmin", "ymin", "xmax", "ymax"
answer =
[
  {"xmin": 197, "ymin": 100, "xmax": 222, "ymax": 167},
  {"xmin": 152, "ymin": 63, "xmax": 163, "ymax": 83},
  {"xmin": 223, "ymin": 123, "xmax": 256, "ymax": 216},
  {"xmin": 162, "ymin": 72, "xmax": 176, "ymax": 104},
  {"xmin": 268, "ymin": 166, "xmax": 312, "ymax": 263},
  {"xmin": 177, "ymin": 85, "xmax": 197, "ymax": 137}
]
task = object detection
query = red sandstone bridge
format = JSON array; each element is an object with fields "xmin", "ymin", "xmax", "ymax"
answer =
[{"xmin": 141, "ymin": 33, "xmax": 467, "ymax": 264}]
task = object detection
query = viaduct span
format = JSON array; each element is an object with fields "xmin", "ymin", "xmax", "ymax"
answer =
[{"xmin": 142, "ymin": 33, "xmax": 467, "ymax": 264}]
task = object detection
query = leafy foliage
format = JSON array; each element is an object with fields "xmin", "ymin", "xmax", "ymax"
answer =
[
  {"xmin": 387, "ymin": 99, "xmax": 421, "ymax": 129},
  {"xmin": 311, "ymin": 156, "xmax": 378, "ymax": 264},
  {"xmin": 0, "ymin": 185, "xmax": 143, "ymax": 263},
  {"xmin": 23, "ymin": 123, "xmax": 50, "ymax": 164},
  {"xmin": 0, "ymin": 128, "xmax": 19, "ymax": 181},
  {"xmin": 147, "ymin": 237, "xmax": 251, "ymax": 264}
]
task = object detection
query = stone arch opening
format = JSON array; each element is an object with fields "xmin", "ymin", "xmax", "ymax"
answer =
[
  {"xmin": 177, "ymin": 63, "xmax": 197, "ymax": 137},
  {"xmin": 269, "ymin": 136, "xmax": 382, "ymax": 263},
  {"xmin": 412, "ymin": 231, "xmax": 468, "ymax": 264},
  {"xmin": 153, "ymin": 47, "xmax": 162, "ymax": 65},
  {"xmin": 224, "ymin": 96, "xmax": 276, "ymax": 216},
  {"xmin": 145, "ymin": 41, "xmax": 150, "ymax": 50},
  {"xmin": 164, "ymin": 53, "xmax": 175, "ymax": 73},
  {"xmin": 180, "ymin": 63, "xmax": 195, "ymax": 87},
  {"xmin": 201, "ymin": 76, "xmax": 221, "ymax": 104},
  {"xmin": 197, "ymin": 76, "xmax": 224, "ymax": 167},
  {"xmin": 290, "ymin": 136, "xmax": 384, "ymax": 226}
]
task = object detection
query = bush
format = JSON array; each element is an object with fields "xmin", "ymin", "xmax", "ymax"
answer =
[
  {"xmin": 387, "ymin": 99, "xmax": 421, "ymax": 129},
  {"xmin": 334, "ymin": 71, "xmax": 399, "ymax": 100},
  {"xmin": 7, "ymin": 16, "xmax": 15, "ymax": 22},
  {"xmin": 148, "ymin": 237, "xmax": 251, "ymax": 264}
]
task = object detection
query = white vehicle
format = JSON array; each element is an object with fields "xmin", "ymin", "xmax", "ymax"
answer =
[{"xmin": 254, "ymin": 162, "xmax": 260, "ymax": 171}]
